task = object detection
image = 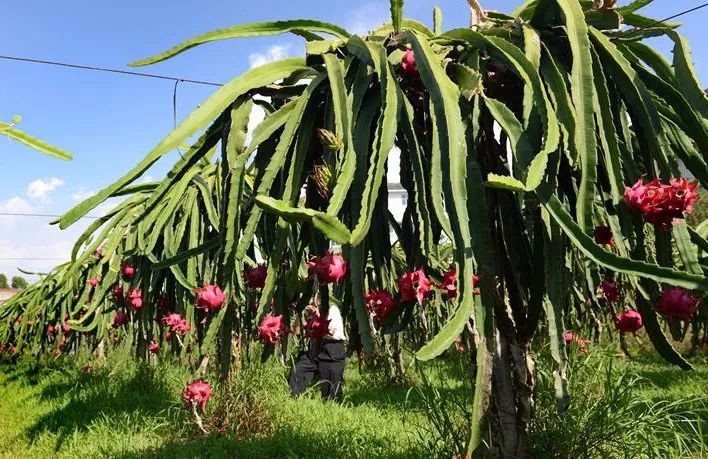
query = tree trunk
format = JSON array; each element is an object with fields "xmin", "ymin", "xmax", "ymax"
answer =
[
  {"xmin": 492, "ymin": 328, "xmax": 518, "ymax": 456},
  {"xmin": 219, "ymin": 304, "xmax": 235, "ymax": 380},
  {"xmin": 508, "ymin": 341, "xmax": 534, "ymax": 458},
  {"xmin": 392, "ymin": 334, "xmax": 405, "ymax": 384}
]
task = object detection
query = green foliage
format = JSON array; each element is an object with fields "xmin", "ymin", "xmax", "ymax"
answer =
[
  {"xmin": 531, "ymin": 349, "xmax": 708, "ymax": 458},
  {"xmin": 2, "ymin": 0, "xmax": 708, "ymax": 454},
  {"xmin": 1, "ymin": 118, "xmax": 72, "ymax": 160},
  {"xmin": 0, "ymin": 274, "xmax": 8, "ymax": 289},
  {"xmin": 390, "ymin": 0, "xmax": 404, "ymax": 34},
  {"xmin": 129, "ymin": 20, "xmax": 351, "ymax": 67},
  {"xmin": 686, "ymin": 188, "xmax": 708, "ymax": 228},
  {"xmin": 10, "ymin": 276, "xmax": 27, "ymax": 290},
  {"xmin": 0, "ymin": 344, "xmax": 706, "ymax": 458}
]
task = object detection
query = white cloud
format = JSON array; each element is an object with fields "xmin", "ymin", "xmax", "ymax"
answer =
[
  {"xmin": 71, "ymin": 188, "xmax": 95, "ymax": 201},
  {"xmin": 249, "ymin": 45, "xmax": 290, "ymax": 68},
  {"xmin": 246, "ymin": 104, "xmax": 266, "ymax": 144},
  {"xmin": 0, "ymin": 223, "xmax": 85, "ymax": 281},
  {"xmin": 138, "ymin": 175, "xmax": 154, "ymax": 183},
  {"xmin": 26, "ymin": 177, "xmax": 64, "ymax": 199},
  {"xmin": 91, "ymin": 199, "xmax": 120, "ymax": 218},
  {"xmin": 348, "ymin": 3, "xmax": 389, "ymax": 35},
  {"xmin": 0, "ymin": 196, "xmax": 35, "ymax": 231},
  {"xmin": 0, "ymin": 199, "xmax": 117, "ymax": 281},
  {"xmin": 0, "ymin": 196, "xmax": 88, "ymax": 280},
  {"xmin": 0, "ymin": 196, "xmax": 34, "ymax": 214}
]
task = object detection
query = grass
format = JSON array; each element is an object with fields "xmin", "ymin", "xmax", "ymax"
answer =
[
  {"xmin": 531, "ymin": 346, "xmax": 708, "ymax": 458},
  {"xmin": 0, "ymin": 343, "xmax": 706, "ymax": 458}
]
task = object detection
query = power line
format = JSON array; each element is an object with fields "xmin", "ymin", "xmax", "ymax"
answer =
[
  {"xmin": 0, "ymin": 54, "xmax": 223, "ymax": 87},
  {"xmin": 0, "ymin": 212, "xmax": 99, "ymax": 219},
  {"xmin": 631, "ymin": 2, "xmax": 708, "ymax": 33},
  {"xmin": 0, "ymin": 2, "xmax": 705, "ymax": 84},
  {"xmin": 0, "ymin": 258, "xmax": 65, "ymax": 261}
]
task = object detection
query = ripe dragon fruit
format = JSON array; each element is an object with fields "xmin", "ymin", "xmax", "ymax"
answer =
[
  {"xmin": 625, "ymin": 177, "xmax": 699, "ymax": 230},
  {"xmin": 564, "ymin": 331, "xmax": 590, "ymax": 353},
  {"xmin": 113, "ymin": 311, "xmax": 128, "ymax": 328},
  {"xmin": 195, "ymin": 284, "xmax": 225, "ymax": 311},
  {"xmin": 593, "ymin": 225, "xmax": 614, "ymax": 246},
  {"xmin": 439, "ymin": 266, "xmax": 458, "ymax": 300},
  {"xmin": 365, "ymin": 289, "xmax": 396, "ymax": 322},
  {"xmin": 615, "ymin": 310, "xmax": 643, "ymax": 334},
  {"xmin": 656, "ymin": 287, "xmax": 699, "ymax": 321},
  {"xmin": 397, "ymin": 268, "xmax": 432, "ymax": 303},
  {"xmin": 181, "ymin": 379, "xmax": 212, "ymax": 413},
  {"xmin": 244, "ymin": 264, "xmax": 267, "ymax": 289},
  {"xmin": 112, "ymin": 286, "xmax": 124, "ymax": 302},
  {"xmin": 308, "ymin": 253, "xmax": 347, "ymax": 285},
  {"xmin": 121, "ymin": 263, "xmax": 136, "ymax": 278},
  {"xmin": 258, "ymin": 313, "xmax": 287, "ymax": 345},
  {"xmin": 162, "ymin": 313, "xmax": 190, "ymax": 335},
  {"xmin": 127, "ymin": 289, "xmax": 143, "ymax": 310},
  {"xmin": 157, "ymin": 296, "xmax": 171, "ymax": 311},
  {"xmin": 400, "ymin": 49, "xmax": 419, "ymax": 78},
  {"xmin": 597, "ymin": 280, "xmax": 621, "ymax": 302},
  {"xmin": 304, "ymin": 313, "xmax": 331, "ymax": 340}
]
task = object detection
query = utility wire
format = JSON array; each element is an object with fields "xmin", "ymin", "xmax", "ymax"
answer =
[
  {"xmin": 0, "ymin": 212, "xmax": 99, "ymax": 219},
  {"xmin": 629, "ymin": 2, "xmax": 708, "ymax": 33},
  {"xmin": 0, "ymin": 257, "xmax": 65, "ymax": 261},
  {"xmin": 0, "ymin": 2, "xmax": 706, "ymax": 80},
  {"xmin": 0, "ymin": 2, "xmax": 705, "ymax": 83},
  {"xmin": 173, "ymin": 79, "xmax": 184, "ymax": 159},
  {"xmin": 0, "ymin": 54, "xmax": 223, "ymax": 87}
]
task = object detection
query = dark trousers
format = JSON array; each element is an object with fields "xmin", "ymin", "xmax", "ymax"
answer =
[{"xmin": 288, "ymin": 340, "xmax": 345, "ymax": 402}]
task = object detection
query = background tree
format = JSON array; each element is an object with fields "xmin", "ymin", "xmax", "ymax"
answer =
[
  {"xmin": 11, "ymin": 276, "xmax": 28, "ymax": 290},
  {"xmin": 0, "ymin": 274, "xmax": 8, "ymax": 289},
  {"xmin": 686, "ymin": 188, "xmax": 707, "ymax": 227}
]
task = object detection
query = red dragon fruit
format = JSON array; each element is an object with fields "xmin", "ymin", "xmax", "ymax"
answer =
[
  {"xmin": 195, "ymin": 284, "xmax": 225, "ymax": 311},
  {"xmin": 656, "ymin": 287, "xmax": 699, "ymax": 321},
  {"xmin": 397, "ymin": 268, "xmax": 432, "ymax": 303},
  {"xmin": 258, "ymin": 313, "xmax": 287, "ymax": 345},
  {"xmin": 244, "ymin": 264, "xmax": 267, "ymax": 289},
  {"xmin": 181, "ymin": 379, "xmax": 212, "ymax": 413},
  {"xmin": 615, "ymin": 310, "xmax": 643, "ymax": 334}
]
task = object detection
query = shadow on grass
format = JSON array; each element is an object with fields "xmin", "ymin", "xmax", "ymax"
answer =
[
  {"xmin": 0, "ymin": 362, "xmax": 54, "ymax": 386},
  {"xmin": 343, "ymin": 355, "xmax": 469, "ymax": 411},
  {"xmin": 26, "ymin": 364, "xmax": 177, "ymax": 450},
  {"xmin": 624, "ymin": 353, "xmax": 708, "ymax": 391},
  {"xmin": 344, "ymin": 382, "xmax": 463, "ymax": 412},
  {"xmin": 115, "ymin": 428, "xmax": 427, "ymax": 459}
]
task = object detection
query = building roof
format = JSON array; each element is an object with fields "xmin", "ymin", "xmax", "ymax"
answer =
[
  {"xmin": 0, "ymin": 289, "xmax": 19, "ymax": 302},
  {"xmin": 388, "ymin": 182, "xmax": 406, "ymax": 192}
]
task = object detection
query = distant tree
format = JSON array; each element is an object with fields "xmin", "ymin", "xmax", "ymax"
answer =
[
  {"xmin": 0, "ymin": 274, "xmax": 8, "ymax": 289},
  {"xmin": 11, "ymin": 276, "xmax": 28, "ymax": 290},
  {"xmin": 686, "ymin": 188, "xmax": 707, "ymax": 227}
]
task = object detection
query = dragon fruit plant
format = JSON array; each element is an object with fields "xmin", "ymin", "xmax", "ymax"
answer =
[{"xmin": 1, "ymin": 0, "xmax": 706, "ymax": 456}]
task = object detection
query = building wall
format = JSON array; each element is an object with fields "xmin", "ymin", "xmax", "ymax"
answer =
[{"xmin": 0, "ymin": 289, "xmax": 18, "ymax": 304}]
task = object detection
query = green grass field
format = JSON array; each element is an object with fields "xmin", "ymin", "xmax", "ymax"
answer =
[{"xmin": 1, "ymin": 343, "xmax": 706, "ymax": 458}]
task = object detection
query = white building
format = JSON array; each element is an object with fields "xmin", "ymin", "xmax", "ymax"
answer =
[
  {"xmin": 387, "ymin": 181, "xmax": 408, "ymax": 223},
  {"xmin": 386, "ymin": 147, "xmax": 408, "ymax": 225}
]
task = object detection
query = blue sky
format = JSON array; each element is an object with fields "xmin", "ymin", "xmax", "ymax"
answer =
[{"xmin": 1, "ymin": 0, "xmax": 706, "ymax": 280}]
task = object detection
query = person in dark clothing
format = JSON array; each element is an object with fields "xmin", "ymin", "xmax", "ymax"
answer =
[
  {"xmin": 289, "ymin": 349, "xmax": 318, "ymax": 397},
  {"xmin": 316, "ymin": 339, "xmax": 346, "ymax": 401},
  {"xmin": 288, "ymin": 303, "xmax": 346, "ymax": 401}
]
